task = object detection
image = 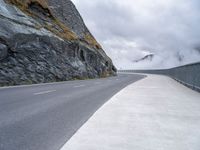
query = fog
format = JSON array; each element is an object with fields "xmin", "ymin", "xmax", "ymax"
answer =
[{"xmin": 72, "ymin": 0, "xmax": 200, "ymax": 69}]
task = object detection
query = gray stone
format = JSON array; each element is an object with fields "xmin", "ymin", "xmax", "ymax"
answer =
[
  {"xmin": 48, "ymin": 0, "xmax": 89, "ymax": 38},
  {"xmin": 0, "ymin": 43, "xmax": 7, "ymax": 60},
  {"xmin": 0, "ymin": 0, "xmax": 116, "ymax": 86}
]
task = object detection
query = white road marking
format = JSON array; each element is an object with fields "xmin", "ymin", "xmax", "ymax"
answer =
[
  {"xmin": 73, "ymin": 85, "xmax": 85, "ymax": 88},
  {"xmin": 34, "ymin": 90, "xmax": 56, "ymax": 95},
  {"xmin": 0, "ymin": 81, "xmax": 75, "ymax": 90},
  {"xmin": 95, "ymin": 82, "xmax": 101, "ymax": 84}
]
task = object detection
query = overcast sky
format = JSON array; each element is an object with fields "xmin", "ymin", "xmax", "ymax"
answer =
[{"xmin": 72, "ymin": 0, "xmax": 200, "ymax": 69}]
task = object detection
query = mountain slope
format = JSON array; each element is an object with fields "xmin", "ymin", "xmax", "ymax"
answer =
[{"xmin": 0, "ymin": 0, "xmax": 116, "ymax": 86}]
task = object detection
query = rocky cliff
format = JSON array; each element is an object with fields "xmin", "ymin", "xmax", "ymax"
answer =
[{"xmin": 0, "ymin": 0, "xmax": 116, "ymax": 86}]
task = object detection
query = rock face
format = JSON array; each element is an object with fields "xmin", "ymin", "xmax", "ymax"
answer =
[{"xmin": 0, "ymin": 0, "xmax": 116, "ymax": 86}]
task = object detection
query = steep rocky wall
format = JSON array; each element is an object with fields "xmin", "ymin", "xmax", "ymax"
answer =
[{"xmin": 0, "ymin": 0, "xmax": 116, "ymax": 86}]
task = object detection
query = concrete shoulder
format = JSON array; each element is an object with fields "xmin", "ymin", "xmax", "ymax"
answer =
[{"xmin": 61, "ymin": 75, "xmax": 200, "ymax": 150}]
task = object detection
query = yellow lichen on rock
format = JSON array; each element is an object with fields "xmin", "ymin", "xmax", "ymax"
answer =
[
  {"xmin": 6, "ymin": 0, "xmax": 48, "ymax": 9},
  {"xmin": 84, "ymin": 33, "xmax": 102, "ymax": 49},
  {"xmin": 6, "ymin": 0, "xmax": 77, "ymax": 40},
  {"xmin": 6, "ymin": 0, "xmax": 102, "ymax": 47}
]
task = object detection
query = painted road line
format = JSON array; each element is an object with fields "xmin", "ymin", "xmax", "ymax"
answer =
[
  {"xmin": 73, "ymin": 85, "xmax": 85, "ymax": 88},
  {"xmin": 0, "ymin": 81, "xmax": 76, "ymax": 90},
  {"xmin": 95, "ymin": 82, "xmax": 101, "ymax": 84},
  {"xmin": 34, "ymin": 90, "xmax": 56, "ymax": 95}
]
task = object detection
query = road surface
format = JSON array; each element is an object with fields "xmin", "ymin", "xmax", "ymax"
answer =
[
  {"xmin": 62, "ymin": 74, "xmax": 200, "ymax": 150},
  {"xmin": 0, "ymin": 74, "xmax": 145, "ymax": 150}
]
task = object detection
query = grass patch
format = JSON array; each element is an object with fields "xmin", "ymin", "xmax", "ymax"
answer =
[
  {"xmin": 6, "ymin": 0, "xmax": 77, "ymax": 40},
  {"xmin": 84, "ymin": 33, "xmax": 102, "ymax": 49},
  {"xmin": 6, "ymin": 0, "xmax": 102, "ymax": 47}
]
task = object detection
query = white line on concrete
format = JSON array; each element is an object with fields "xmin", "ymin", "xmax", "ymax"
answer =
[
  {"xmin": 95, "ymin": 82, "xmax": 101, "ymax": 84},
  {"xmin": 33, "ymin": 90, "xmax": 56, "ymax": 95},
  {"xmin": 73, "ymin": 85, "xmax": 85, "ymax": 88},
  {"xmin": 0, "ymin": 81, "xmax": 75, "ymax": 90}
]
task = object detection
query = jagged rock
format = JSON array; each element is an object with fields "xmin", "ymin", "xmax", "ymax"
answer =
[
  {"xmin": 0, "ymin": 43, "xmax": 7, "ymax": 60},
  {"xmin": 48, "ymin": 0, "xmax": 88, "ymax": 38},
  {"xmin": 0, "ymin": 0, "xmax": 116, "ymax": 86}
]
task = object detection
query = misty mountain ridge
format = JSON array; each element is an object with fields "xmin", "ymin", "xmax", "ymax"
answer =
[
  {"xmin": 133, "ymin": 54, "xmax": 154, "ymax": 63},
  {"xmin": 129, "ymin": 49, "xmax": 200, "ymax": 70}
]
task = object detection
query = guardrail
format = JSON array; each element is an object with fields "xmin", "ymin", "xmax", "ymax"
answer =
[{"xmin": 119, "ymin": 62, "xmax": 200, "ymax": 92}]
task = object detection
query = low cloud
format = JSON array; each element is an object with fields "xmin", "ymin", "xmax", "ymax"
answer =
[{"xmin": 72, "ymin": 0, "xmax": 200, "ymax": 69}]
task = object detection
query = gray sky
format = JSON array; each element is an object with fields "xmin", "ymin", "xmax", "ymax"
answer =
[{"xmin": 72, "ymin": 0, "xmax": 200, "ymax": 69}]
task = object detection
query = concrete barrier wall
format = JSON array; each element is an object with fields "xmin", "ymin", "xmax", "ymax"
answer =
[{"xmin": 119, "ymin": 62, "xmax": 200, "ymax": 92}]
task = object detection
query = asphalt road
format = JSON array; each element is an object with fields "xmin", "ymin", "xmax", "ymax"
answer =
[{"xmin": 0, "ymin": 74, "xmax": 145, "ymax": 150}]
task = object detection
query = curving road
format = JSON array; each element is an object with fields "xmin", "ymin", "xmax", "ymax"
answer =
[{"xmin": 0, "ymin": 74, "xmax": 145, "ymax": 150}]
